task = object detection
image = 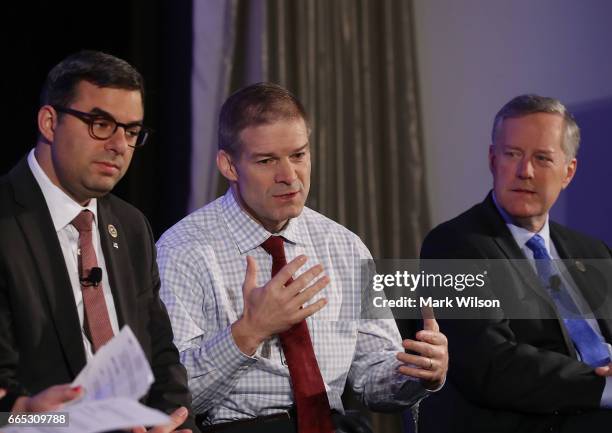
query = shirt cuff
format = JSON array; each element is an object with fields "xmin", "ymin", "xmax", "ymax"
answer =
[{"xmin": 206, "ymin": 325, "xmax": 258, "ymax": 374}]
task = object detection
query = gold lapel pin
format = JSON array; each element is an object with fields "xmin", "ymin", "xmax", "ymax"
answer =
[
  {"xmin": 108, "ymin": 224, "xmax": 118, "ymax": 238},
  {"xmin": 575, "ymin": 260, "xmax": 586, "ymax": 272}
]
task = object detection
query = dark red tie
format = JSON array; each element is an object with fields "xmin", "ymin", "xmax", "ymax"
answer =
[
  {"xmin": 261, "ymin": 236, "xmax": 334, "ymax": 433},
  {"xmin": 71, "ymin": 210, "xmax": 114, "ymax": 352}
]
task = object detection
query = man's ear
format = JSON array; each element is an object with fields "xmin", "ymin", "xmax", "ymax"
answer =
[
  {"xmin": 488, "ymin": 144, "xmax": 496, "ymax": 175},
  {"xmin": 217, "ymin": 150, "xmax": 239, "ymax": 182},
  {"xmin": 561, "ymin": 158, "xmax": 577, "ymax": 189},
  {"xmin": 38, "ymin": 105, "xmax": 57, "ymax": 144}
]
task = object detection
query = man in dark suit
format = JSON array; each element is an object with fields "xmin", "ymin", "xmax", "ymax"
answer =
[
  {"xmin": 0, "ymin": 51, "xmax": 194, "ymax": 432},
  {"xmin": 417, "ymin": 94, "xmax": 612, "ymax": 432}
]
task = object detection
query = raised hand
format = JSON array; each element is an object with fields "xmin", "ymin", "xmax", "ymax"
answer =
[
  {"xmin": 396, "ymin": 318, "xmax": 448, "ymax": 390},
  {"xmin": 232, "ymin": 255, "xmax": 329, "ymax": 355}
]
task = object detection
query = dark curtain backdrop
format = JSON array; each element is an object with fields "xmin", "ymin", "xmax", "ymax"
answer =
[
  {"xmin": 264, "ymin": 0, "xmax": 429, "ymax": 260},
  {"xmin": 2, "ymin": 2, "xmax": 429, "ymax": 432},
  {"xmin": 1, "ymin": 0, "xmax": 192, "ymax": 239}
]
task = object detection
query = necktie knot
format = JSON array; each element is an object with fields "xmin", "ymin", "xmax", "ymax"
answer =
[
  {"xmin": 71, "ymin": 210, "xmax": 94, "ymax": 233},
  {"xmin": 261, "ymin": 236, "xmax": 286, "ymax": 261},
  {"xmin": 526, "ymin": 234, "xmax": 550, "ymax": 260}
]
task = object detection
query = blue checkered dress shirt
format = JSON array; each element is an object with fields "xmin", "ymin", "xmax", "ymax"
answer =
[{"xmin": 157, "ymin": 190, "xmax": 428, "ymax": 424}]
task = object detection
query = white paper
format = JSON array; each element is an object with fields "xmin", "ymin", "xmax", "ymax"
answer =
[
  {"xmin": 72, "ymin": 326, "xmax": 154, "ymax": 402},
  {"xmin": 0, "ymin": 326, "xmax": 171, "ymax": 433},
  {"xmin": 2, "ymin": 397, "xmax": 170, "ymax": 433}
]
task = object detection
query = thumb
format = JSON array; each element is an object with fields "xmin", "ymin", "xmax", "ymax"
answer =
[
  {"xmin": 148, "ymin": 407, "xmax": 189, "ymax": 433},
  {"xmin": 20, "ymin": 384, "xmax": 82, "ymax": 412},
  {"xmin": 165, "ymin": 407, "xmax": 189, "ymax": 433},
  {"xmin": 242, "ymin": 256, "xmax": 258, "ymax": 295},
  {"xmin": 423, "ymin": 317, "xmax": 439, "ymax": 332}
]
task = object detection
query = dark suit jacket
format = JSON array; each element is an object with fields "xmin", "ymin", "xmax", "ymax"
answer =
[
  {"xmin": 416, "ymin": 192, "xmax": 612, "ymax": 433},
  {"xmin": 0, "ymin": 157, "xmax": 195, "ymax": 428}
]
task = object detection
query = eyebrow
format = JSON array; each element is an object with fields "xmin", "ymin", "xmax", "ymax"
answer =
[
  {"xmin": 250, "ymin": 142, "xmax": 310, "ymax": 159},
  {"xmin": 89, "ymin": 107, "xmax": 144, "ymax": 125},
  {"xmin": 502, "ymin": 144, "xmax": 555, "ymax": 154}
]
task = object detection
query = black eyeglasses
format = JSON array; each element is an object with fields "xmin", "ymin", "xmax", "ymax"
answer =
[{"xmin": 52, "ymin": 105, "xmax": 151, "ymax": 148}]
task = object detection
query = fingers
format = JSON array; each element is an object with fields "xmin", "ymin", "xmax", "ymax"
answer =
[
  {"xmin": 595, "ymin": 364, "xmax": 612, "ymax": 376},
  {"xmin": 396, "ymin": 352, "xmax": 432, "ymax": 370},
  {"xmin": 287, "ymin": 264, "xmax": 324, "ymax": 294},
  {"xmin": 0, "ymin": 388, "xmax": 6, "ymax": 399},
  {"xmin": 422, "ymin": 317, "xmax": 439, "ymax": 332},
  {"xmin": 402, "ymin": 339, "xmax": 435, "ymax": 357},
  {"xmin": 397, "ymin": 363, "xmax": 438, "ymax": 381},
  {"xmin": 49, "ymin": 385, "xmax": 83, "ymax": 405},
  {"xmin": 270, "ymin": 255, "xmax": 308, "ymax": 287},
  {"xmin": 147, "ymin": 406, "xmax": 189, "ymax": 433},
  {"xmin": 294, "ymin": 298, "xmax": 328, "ymax": 322},
  {"xmin": 242, "ymin": 256, "xmax": 258, "ymax": 294},
  {"xmin": 26, "ymin": 384, "xmax": 83, "ymax": 412},
  {"xmin": 421, "ymin": 306, "xmax": 436, "ymax": 321},
  {"xmin": 416, "ymin": 329, "xmax": 447, "ymax": 346},
  {"xmin": 291, "ymin": 273, "xmax": 329, "ymax": 305}
]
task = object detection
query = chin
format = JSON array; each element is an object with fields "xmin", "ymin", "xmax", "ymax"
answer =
[
  {"xmin": 277, "ymin": 206, "xmax": 304, "ymax": 221},
  {"xmin": 506, "ymin": 205, "xmax": 543, "ymax": 220}
]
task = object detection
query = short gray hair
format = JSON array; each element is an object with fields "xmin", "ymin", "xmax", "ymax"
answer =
[{"xmin": 491, "ymin": 94, "xmax": 580, "ymax": 159}]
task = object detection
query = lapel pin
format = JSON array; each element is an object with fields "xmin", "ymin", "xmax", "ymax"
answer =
[
  {"xmin": 108, "ymin": 224, "xmax": 118, "ymax": 238},
  {"xmin": 113, "ymin": 242, "xmax": 119, "ymax": 249},
  {"xmin": 575, "ymin": 260, "xmax": 586, "ymax": 272}
]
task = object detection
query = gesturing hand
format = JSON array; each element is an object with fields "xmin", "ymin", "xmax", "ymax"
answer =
[
  {"xmin": 396, "ymin": 318, "xmax": 448, "ymax": 390},
  {"xmin": 232, "ymin": 255, "xmax": 330, "ymax": 355},
  {"xmin": 129, "ymin": 406, "xmax": 191, "ymax": 433},
  {"xmin": 595, "ymin": 363, "xmax": 612, "ymax": 377},
  {"xmin": 11, "ymin": 384, "xmax": 83, "ymax": 413}
]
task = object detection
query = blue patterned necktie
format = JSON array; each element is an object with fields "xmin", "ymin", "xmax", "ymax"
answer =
[{"xmin": 526, "ymin": 234, "xmax": 610, "ymax": 367}]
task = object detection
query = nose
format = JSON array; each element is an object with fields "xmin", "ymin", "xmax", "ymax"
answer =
[
  {"xmin": 105, "ymin": 127, "xmax": 130, "ymax": 155},
  {"xmin": 274, "ymin": 158, "xmax": 298, "ymax": 184},
  {"xmin": 517, "ymin": 156, "xmax": 534, "ymax": 179}
]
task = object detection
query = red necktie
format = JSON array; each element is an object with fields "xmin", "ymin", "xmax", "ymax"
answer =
[
  {"xmin": 71, "ymin": 210, "xmax": 114, "ymax": 352},
  {"xmin": 261, "ymin": 236, "xmax": 334, "ymax": 433}
]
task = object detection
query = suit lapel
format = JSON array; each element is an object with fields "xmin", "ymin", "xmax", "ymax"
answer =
[
  {"xmin": 481, "ymin": 194, "xmax": 577, "ymax": 354},
  {"xmin": 551, "ymin": 225, "xmax": 612, "ymax": 343},
  {"xmin": 9, "ymin": 159, "xmax": 86, "ymax": 376},
  {"xmin": 96, "ymin": 198, "xmax": 136, "ymax": 332}
]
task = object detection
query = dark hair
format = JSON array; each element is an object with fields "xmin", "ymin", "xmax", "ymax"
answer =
[
  {"xmin": 218, "ymin": 82, "xmax": 310, "ymax": 155},
  {"xmin": 40, "ymin": 50, "xmax": 144, "ymax": 107},
  {"xmin": 491, "ymin": 94, "xmax": 580, "ymax": 159}
]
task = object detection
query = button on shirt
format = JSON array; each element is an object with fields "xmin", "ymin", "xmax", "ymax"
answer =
[
  {"xmin": 157, "ymin": 189, "xmax": 428, "ymax": 424},
  {"xmin": 492, "ymin": 192, "xmax": 612, "ymax": 407},
  {"xmin": 27, "ymin": 150, "xmax": 120, "ymax": 360}
]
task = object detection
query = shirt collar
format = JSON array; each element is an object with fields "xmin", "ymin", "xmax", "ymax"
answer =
[
  {"xmin": 492, "ymin": 190, "xmax": 551, "ymax": 253},
  {"xmin": 220, "ymin": 188, "xmax": 306, "ymax": 254},
  {"xmin": 27, "ymin": 149, "xmax": 98, "ymax": 232}
]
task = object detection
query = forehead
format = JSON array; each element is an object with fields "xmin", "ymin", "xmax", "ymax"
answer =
[
  {"xmin": 498, "ymin": 113, "xmax": 564, "ymax": 150},
  {"xmin": 238, "ymin": 118, "xmax": 309, "ymax": 156},
  {"xmin": 70, "ymin": 80, "xmax": 144, "ymax": 121}
]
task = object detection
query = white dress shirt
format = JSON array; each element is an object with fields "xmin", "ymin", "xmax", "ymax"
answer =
[
  {"xmin": 157, "ymin": 189, "xmax": 429, "ymax": 424},
  {"xmin": 492, "ymin": 192, "xmax": 612, "ymax": 407},
  {"xmin": 27, "ymin": 149, "xmax": 120, "ymax": 360}
]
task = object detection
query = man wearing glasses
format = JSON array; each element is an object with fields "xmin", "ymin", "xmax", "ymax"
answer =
[{"xmin": 0, "ymin": 51, "xmax": 195, "ymax": 433}]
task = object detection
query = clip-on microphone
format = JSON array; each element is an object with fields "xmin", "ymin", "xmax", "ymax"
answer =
[{"xmin": 80, "ymin": 267, "xmax": 102, "ymax": 287}]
